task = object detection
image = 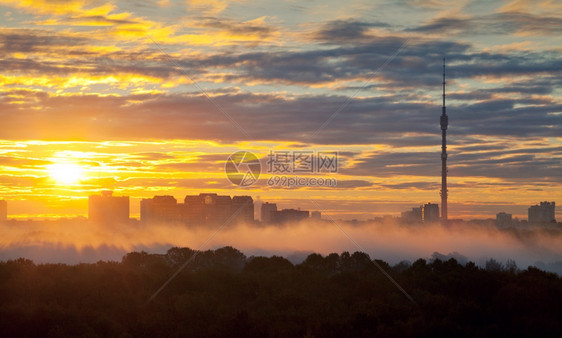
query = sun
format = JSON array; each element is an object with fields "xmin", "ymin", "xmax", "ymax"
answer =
[{"xmin": 47, "ymin": 162, "xmax": 84, "ymax": 185}]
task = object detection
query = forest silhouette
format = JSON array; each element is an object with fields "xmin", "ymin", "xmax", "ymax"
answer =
[{"xmin": 1, "ymin": 246, "xmax": 561, "ymax": 337}]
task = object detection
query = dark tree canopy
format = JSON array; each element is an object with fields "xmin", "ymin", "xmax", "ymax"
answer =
[{"xmin": 0, "ymin": 247, "xmax": 561, "ymax": 337}]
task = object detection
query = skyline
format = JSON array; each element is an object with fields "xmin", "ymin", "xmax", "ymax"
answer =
[
  {"xmin": 0, "ymin": 0, "xmax": 561, "ymax": 220},
  {"xmin": 0, "ymin": 191, "xmax": 556, "ymax": 224}
]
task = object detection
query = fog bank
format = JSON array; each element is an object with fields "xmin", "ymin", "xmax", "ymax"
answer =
[{"xmin": 1, "ymin": 220, "xmax": 561, "ymax": 274}]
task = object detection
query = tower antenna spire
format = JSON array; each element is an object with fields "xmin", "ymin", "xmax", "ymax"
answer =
[{"xmin": 440, "ymin": 57, "xmax": 448, "ymax": 224}]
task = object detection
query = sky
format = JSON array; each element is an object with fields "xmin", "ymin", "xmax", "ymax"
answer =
[{"xmin": 0, "ymin": 0, "xmax": 561, "ymax": 220}]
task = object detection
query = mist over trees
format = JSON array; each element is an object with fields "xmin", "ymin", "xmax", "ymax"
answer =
[{"xmin": 1, "ymin": 247, "xmax": 561, "ymax": 337}]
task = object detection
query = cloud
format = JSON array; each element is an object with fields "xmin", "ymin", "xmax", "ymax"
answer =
[
  {"xmin": 186, "ymin": 0, "xmax": 230, "ymax": 15},
  {"xmin": 0, "ymin": 28, "xmax": 88, "ymax": 54},
  {"xmin": 407, "ymin": 17, "xmax": 471, "ymax": 34},
  {"xmin": 497, "ymin": 0, "xmax": 562, "ymax": 15},
  {"xmin": 194, "ymin": 16, "xmax": 277, "ymax": 40},
  {"xmin": 345, "ymin": 145, "xmax": 562, "ymax": 182},
  {"xmin": 381, "ymin": 182, "xmax": 439, "ymax": 190},
  {"xmin": 1, "ymin": 82, "xmax": 560, "ymax": 150},
  {"xmin": 311, "ymin": 19, "xmax": 390, "ymax": 44},
  {"xmin": 409, "ymin": 12, "xmax": 562, "ymax": 36},
  {"xmin": 2, "ymin": 26, "xmax": 560, "ymax": 95},
  {"xmin": 0, "ymin": 156, "xmax": 52, "ymax": 168},
  {"xmin": 0, "ymin": 0, "xmax": 98, "ymax": 16},
  {"xmin": 0, "ymin": 174, "xmax": 47, "ymax": 187}
]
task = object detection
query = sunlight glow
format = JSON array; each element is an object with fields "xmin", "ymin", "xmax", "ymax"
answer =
[{"xmin": 47, "ymin": 162, "xmax": 84, "ymax": 185}]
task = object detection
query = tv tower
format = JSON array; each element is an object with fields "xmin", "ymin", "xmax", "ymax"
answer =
[{"xmin": 440, "ymin": 58, "xmax": 448, "ymax": 224}]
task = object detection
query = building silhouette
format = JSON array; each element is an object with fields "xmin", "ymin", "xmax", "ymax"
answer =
[
  {"xmin": 88, "ymin": 191, "xmax": 129, "ymax": 224},
  {"xmin": 423, "ymin": 203, "xmax": 440, "ymax": 223},
  {"xmin": 259, "ymin": 203, "xmax": 310, "ymax": 224},
  {"xmin": 261, "ymin": 202, "xmax": 277, "ymax": 223},
  {"xmin": 232, "ymin": 196, "xmax": 255, "ymax": 223},
  {"xmin": 528, "ymin": 201, "xmax": 556, "ymax": 224},
  {"xmin": 271, "ymin": 208, "xmax": 309, "ymax": 224},
  {"xmin": 311, "ymin": 211, "xmax": 321, "ymax": 220},
  {"xmin": 184, "ymin": 193, "xmax": 253, "ymax": 225},
  {"xmin": 185, "ymin": 193, "xmax": 228, "ymax": 225},
  {"xmin": 401, "ymin": 206, "xmax": 423, "ymax": 223},
  {"xmin": 141, "ymin": 196, "xmax": 185, "ymax": 224},
  {"xmin": 0, "ymin": 200, "xmax": 6, "ymax": 222},
  {"xmin": 496, "ymin": 212, "xmax": 512, "ymax": 227},
  {"xmin": 141, "ymin": 193, "xmax": 254, "ymax": 226}
]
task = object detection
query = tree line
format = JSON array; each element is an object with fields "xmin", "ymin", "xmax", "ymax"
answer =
[{"xmin": 1, "ymin": 246, "xmax": 561, "ymax": 337}]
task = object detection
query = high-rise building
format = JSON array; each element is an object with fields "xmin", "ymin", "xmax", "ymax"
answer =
[
  {"xmin": 0, "ymin": 200, "xmax": 6, "ymax": 222},
  {"xmin": 528, "ymin": 201, "xmax": 556, "ymax": 224},
  {"xmin": 232, "ymin": 196, "xmax": 254, "ymax": 223},
  {"xmin": 183, "ymin": 193, "xmax": 254, "ymax": 225},
  {"xmin": 423, "ymin": 203, "xmax": 440, "ymax": 223},
  {"xmin": 271, "ymin": 208, "xmax": 309, "ymax": 224},
  {"xmin": 496, "ymin": 212, "xmax": 512, "ymax": 227},
  {"xmin": 141, "ymin": 196, "xmax": 185, "ymax": 224},
  {"xmin": 196, "ymin": 193, "xmax": 231, "ymax": 225},
  {"xmin": 401, "ymin": 206, "xmax": 423, "ymax": 223},
  {"xmin": 88, "ymin": 191, "xmax": 129, "ymax": 224},
  {"xmin": 261, "ymin": 202, "xmax": 277, "ymax": 223},
  {"xmin": 140, "ymin": 198, "xmax": 152, "ymax": 223},
  {"xmin": 184, "ymin": 194, "xmax": 206, "ymax": 224}
]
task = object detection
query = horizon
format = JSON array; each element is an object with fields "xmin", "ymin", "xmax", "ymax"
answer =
[{"xmin": 0, "ymin": 191, "xmax": 557, "ymax": 222}]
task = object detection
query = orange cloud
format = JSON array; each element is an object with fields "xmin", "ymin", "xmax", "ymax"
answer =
[
  {"xmin": 497, "ymin": 0, "xmax": 562, "ymax": 14},
  {"xmin": 0, "ymin": 0, "xmax": 113, "ymax": 16},
  {"xmin": 187, "ymin": 0, "xmax": 230, "ymax": 15}
]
